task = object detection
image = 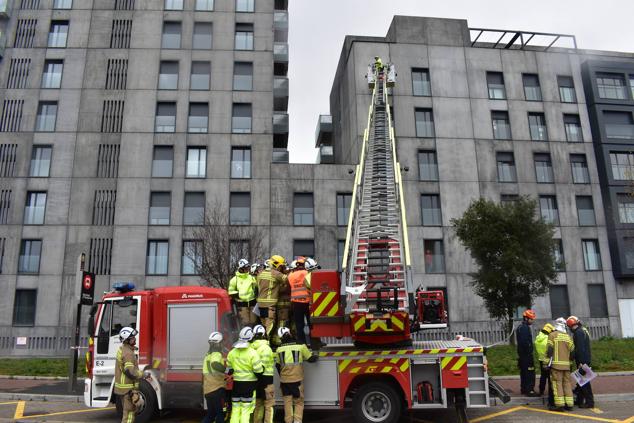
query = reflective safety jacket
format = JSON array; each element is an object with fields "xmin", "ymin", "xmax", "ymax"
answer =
[
  {"xmin": 114, "ymin": 343, "xmax": 142, "ymax": 395},
  {"xmin": 535, "ymin": 329, "xmax": 550, "ymax": 364},
  {"xmin": 256, "ymin": 268, "xmax": 288, "ymax": 307},
  {"xmin": 275, "ymin": 342, "xmax": 313, "ymax": 383},
  {"xmin": 289, "ymin": 270, "xmax": 311, "ymax": 304},
  {"xmin": 202, "ymin": 351, "xmax": 226, "ymax": 394},
  {"xmin": 227, "ymin": 346, "xmax": 263, "ymax": 382},
  {"xmin": 228, "ymin": 271, "xmax": 257, "ymax": 303},
  {"xmin": 546, "ymin": 331, "xmax": 575, "ymax": 371},
  {"xmin": 251, "ymin": 339, "xmax": 274, "ymax": 377}
]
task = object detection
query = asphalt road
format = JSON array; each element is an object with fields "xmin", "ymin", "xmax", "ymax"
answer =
[{"xmin": 1, "ymin": 400, "xmax": 634, "ymax": 423}]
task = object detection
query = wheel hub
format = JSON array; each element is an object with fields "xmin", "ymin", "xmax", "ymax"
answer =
[{"xmin": 361, "ymin": 391, "xmax": 391, "ymax": 422}]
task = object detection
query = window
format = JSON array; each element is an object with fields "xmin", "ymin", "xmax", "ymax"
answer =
[
  {"xmin": 196, "ymin": 0, "xmax": 214, "ymax": 10},
  {"xmin": 18, "ymin": 239, "xmax": 41, "ymax": 274},
  {"xmin": 233, "ymin": 62, "xmax": 253, "ymax": 91},
  {"xmin": 188, "ymin": 103, "xmax": 208, "ymax": 133},
  {"xmin": 165, "ymin": 0, "xmax": 183, "ymax": 10},
  {"xmin": 152, "ymin": 146, "xmax": 173, "ymax": 177},
  {"xmin": 230, "ymin": 192, "xmax": 250, "ymax": 225},
  {"xmin": 534, "ymin": 153, "xmax": 553, "ymax": 183},
  {"xmin": 235, "ymin": 23, "xmax": 254, "ymax": 50},
  {"xmin": 231, "ymin": 147, "xmax": 251, "ymax": 178},
  {"xmin": 528, "ymin": 113, "xmax": 548, "ymax": 141},
  {"xmin": 30, "ymin": 146, "xmax": 52, "ymax": 177},
  {"xmin": 35, "ymin": 101, "xmax": 57, "ymax": 132},
  {"xmin": 539, "ymin": 196, "xmax": 559, "ymax": 225},
  {"xmin": 293, "ymin": 240, "xmax": 315, "ymax": 259},
  {"xmin": 424, "ymin": 240, "xmax": 444, "ymax": 273},
  {"xmin": 13, "ymin": 290, "xmax": 36, "ymax": 326},
  {"xmin": 630, "ymin": 76, "xmax": 634, "ymax": 100},
  {"xmin": 232, "ymin": 103, "xmax": 252, "ymax": 133},
  {"xmin": 337, "ymin": 240, "xmax": 345, "ymax": 271},
  {"xmin": 564, "ymin": 114, "xmax": 582, "ymax": 142},
  {"xmin": 191, "ymin": 61, "xmax": 210, "ymax": 90},
  {"xmin": 486, "ymin": 72, "xmax": 506, "ymax": 99},
  {"xmin": 625, "ymin": 238, "xmax": 634, "ymax": 270},
  {"xmin": 617, "ymin": 194, "xmax": 634, "ymax": 224},
  {"xmin": 147, "ymin": 240, "xmax": 168, "ymax": 275},
  {"xmin": 184, "ymin": 192, "xmax": 205, "ymax": 225},
  {"xmin": 24, "ymin": 192, "xmax": 46, "ymax": 225},
  {"xmin": 415, "ymin": 108, "xmax": 435, "ymax": 138},
  {"xmin": 587, "ymin": 284, "xmax": 608, "ymax": 318},
  {"xmin": 575, "ymin": 196, "xmax": 596, "ymax": 226},
  {"xmin": 236, "ymin": 0, "xmax": 254, "ymax": 12},
  {"xmin": 162, "ymin": 22, "xmax": 181, "ymax": 49},
  {"xmin": 149, "ymin": 192, "xmax": 170, "ymax": 225},
  {"xmin": 182, "ymin": 240, "xmax": 202, "ymax": 275},
  {"xmin": 293, "ymin": 193, "xmax": 314, "ymax": 226},
  {"xmin": 421, "ymin": 194, "xmax": 442, "ymax": 226},
  {"xmin": 155, "ymin": 102, "xmax": 176, "ymax": 132},
  {"xmin": 558, "ymin": 76, "xmax": 576, "ymax": 103},
  {"xmin": 41, "ymin": 60, "xmax": 63, "ymax": 88},
  {"xmin": 522, "ymin": 74, "xmax": 542, "ymax": 101},
  {"xmin": 596, "ymin": 72, "xmax": 627, "ymax": 100},
  {"xmin": 549, "ymin": 285, "xmax": 570, "ymax": 318},
  {"xmin": 570, "ymin": 154, "xmax": 590, "ymax": 184},
  {"xmin": 492, "ymin": 111, "xmax": 511, "ymax": 139},
  {"xmin": 610, "ymin": 152, "xmax": 634, "ymax": 181},
  {"xmin": 418, "ymin": 151, "xmax": 438, "ymax": 181},
  {"xmin": 186, "ymin": 147, "xmax": 206, "ymax": 178},
  {"xmin": 48, "ymin": 21, "xmax": 69, "ymax": 48},
  {"xmin": 496, "ymin": 152, "xmax": 517, "ymax": 183},
  {"xmin": 193, "ymin": 22, "xmax": 213, "ymax": 49},
  {"xmin": 582, "ymin": 240, "xmax": 601, "ymax": 271},
  {"xmin": 337, "ymin": 193, "xmax": 352, "ymax": 226},
  {"xmin": 412, "ymin": 68, "xmax": 431, "ymax": 96},
  {"xmin": 158, "ymin": 61, "xmax": 178, "ymax": 90},
  {"xmin": 53, "ymin": 0, "xmax": 72, "ymax": 8},
  {"xmin": 500, "ymin": 194, "xmax": 519, "ymax": 203},
  {"xmin": 553, "ymin": 239, "xmax": 565, "ymax": 272},
  {"xmin": 604, "ymin": 111, "xmax": 634, "ymax": 140}
]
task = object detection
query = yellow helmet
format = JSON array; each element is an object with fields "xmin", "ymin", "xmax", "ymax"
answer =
[
  {"xmin": 543, "ymin": 323, "xmax": 555, "ymax": 333},
  {"xmin": 269, "ymin": 255, "xmax": 287, "ymax": 270}
]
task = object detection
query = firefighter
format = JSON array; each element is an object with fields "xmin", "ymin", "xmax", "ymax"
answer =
[
  {"xmin": 275, "ymin": 327, "xmax": 318, "ymax": 423},
  {"xmin": 202, "ymin": 332, "xmax": 227, "ymax": 423},
  {"xmin": 114, "ymin": 327, "xmax": 144, "ymax": 423},
  {"xmin": 547, "ymin": 318, "xmax": 575, "ymax": 412},
  {"xmin": 535, "ymin": 322, "xmax": 555, "ymax": 407},
  {"xmin": 567, "ymin": 316, "xmax": 594, "ymax": 408},
  {"xmin": 251, "ymin": 325, "xmax": 274, "ymax": 423},
  {"xmin": 226, "ymin": 327, "xmax": 264, "ymax": 423},
  {"xmin": 374, "ymin": 56, "xmax": 383, "ymax": 73},
  {"xmin": 256, "ymin": 255, "xmax": 289, "ymax": 338},
  {"xmin": 516, "ymin": 309, "xmax": 538, "ymax": 396},
  {"xmin": 276, "ymin": 266, "xmax": 292, "ymax": 348},
  {"xmin": 250, "ymin": 262, "xmax": 263, "ymax": 277},
  {"xmin": 228, "ymin": 259, "xmax": 258, "ymax": 326},
  {"xmin": 289, "ymin": 258, "xmax": 320, "ymax": 345}
]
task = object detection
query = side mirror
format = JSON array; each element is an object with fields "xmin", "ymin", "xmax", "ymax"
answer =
[{"xmin": 87, "ymin": 304, "xmax": 98, "ymax": 336}]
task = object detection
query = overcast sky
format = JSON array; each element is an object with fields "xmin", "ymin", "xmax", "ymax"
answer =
[{"xmin": 286, "ymin": 0, "xmax": 634, "ymax": 163}]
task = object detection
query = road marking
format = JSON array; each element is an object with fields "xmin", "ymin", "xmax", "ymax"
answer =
[
  {"xmin": 619, "ymin": 417, "xmax": 634, "ymax": 423},
  {"xmin": 13, "ymin": 401, "xmax": 25, "ymax": 419},
  {"xmin": 0, "ymin": 402, "xmax": 18, "ymax": 406},
  {"xmin": 470, "ymin": 406, "xmax": 524, "ymax": 422},
  {"xmin": 592, "ymin": 408, "xmax": 604, "ymax": 414},
  {"xmin": 15, "ymin": 406, "xmax": 115, "ymax": 420},
  {"xmin": 523, "ymin": 406, "xmax": 621, "ymax": 422}
]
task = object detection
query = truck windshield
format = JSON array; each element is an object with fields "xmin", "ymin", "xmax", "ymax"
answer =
[{"xmin": 96, "ymin": 298, "xmax": 138, "ymax": 354}]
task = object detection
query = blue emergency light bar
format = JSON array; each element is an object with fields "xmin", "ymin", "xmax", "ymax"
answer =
[{"xmin": 113, "ymin": 282, "xmax": 135, "ymax": 293}]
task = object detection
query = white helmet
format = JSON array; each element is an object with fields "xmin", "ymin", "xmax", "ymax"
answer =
[
  {"xmin": 119, "ymin": 327, "xmax": 138, "ymax": 343},
  {"xmin": 250, "ymin": 263, "xmax": 261, "ymax": 274},
  {"xmin": 239, "ymin": 327, "xmax": 254, "ymax": 342},
  {"xmin": 253, "ymin": 325, "xmax": 266, "ymax": 338},
  {"xmin": 305, "ymin": 258, "xmax": 321, "ymax": 271},
  {"xmin": 238, "ymin": 259, "xmax": 249, "ymax": 269},
  {"xmin": 289, "ymin": 260, "xmax": 297, "ymax": 270},
  {"xmin": 554, "ymin": 317, "xmax": 567, "ymax": 333},
  {"xmin": 208, "ymin": 331, "xmax": 223, "ymax": 343},
  {"xmin": 277, "ymin": 326, "xmax": 291, "ymax": 339}
]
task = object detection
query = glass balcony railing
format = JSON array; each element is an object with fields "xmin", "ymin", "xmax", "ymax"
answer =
[
  {"xmin": 274, "ymin": 77, "xmax": 289, "ymax": 98},
  {"xmin": 273, "ymin": 113, "xmax": 289, "ymax": 133},
  {"xmin": 272, "ymin": 148, "xmax": 289, "ymax": 163},
  {"xmin": 274, "ymin": 10, "xmax": 288, "ymax": 30},
  {"xmin": 274, "ymin": 43, "xmax": 288, "ymax": 63}
]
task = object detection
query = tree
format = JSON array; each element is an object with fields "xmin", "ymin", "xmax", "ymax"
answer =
[
  {"xmin": 451, "ymin": 197, "xmax": 558, "ymax": 336},
  {"xmin": 184, "ymin": 203, "xmax": 267, "ymax": 289}
]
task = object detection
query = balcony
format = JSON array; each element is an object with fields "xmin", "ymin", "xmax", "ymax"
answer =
[
  {"xmin": 315, "ymin": 114, "xmax": 333, "ymax": 147},
  {"xmin": 0, "ymin": 0, "xmax": 10, "ymax": 19},
  {"xmin": 274, "ymin": 77, "xmax": 289, "ymax": 111},
  {"xmin": 274, "ymin": 10, "xmax": 288, "ymax": 30},
  {"xmin": 272, "ymin": 148, "xmax": 289, "ymax": 163},
  {"xmin": 318, "ymin": 145, "xmax": 334, "ymax": 164},
  {"xmin": 274, "ymin": 42, "xmax": 288, "ymax": 63},
  {"xmin": 273, "ymin": 112, "xmax": 289, "ymax": 134},
  {"xmin": 0, "ymin": 31, "xmax": 5, "ymax": 59}
]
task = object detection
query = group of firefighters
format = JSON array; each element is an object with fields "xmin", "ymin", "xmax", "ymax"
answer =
[{"xmin": 516, "ymin": 309, "xmax": 594, "ymax": 412}]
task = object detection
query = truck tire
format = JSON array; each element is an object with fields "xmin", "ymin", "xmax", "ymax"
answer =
[
  {"xmin": 352, "ymin": 382, "xmax": 402, "ymax": 423},
  {"xmin": 114, "ymin": 381, "xmax": 158, "ymax": 423}
]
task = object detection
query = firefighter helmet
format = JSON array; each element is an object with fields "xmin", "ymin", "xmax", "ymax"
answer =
[
  {"xmin": 566, "ymin": 316, "xmax": 580, "ymax": 328},
  {"xmin": 269, "ymin": 255, "xmax": 287, "ymax": 270},
  {"xmin": 237, "ymin": 259, "xmax": 249, "ymax": 269},
  {"xmin": 239, "ymin": 327, "xmax": 254, "ymax": 342},
  {"xmin": 250, "ymin": 263, "xmax": 261, "ymax": 274},
  {"xmin": 208, "ymin": 331, "xmax": 223, "ymax": 343},
  {"xmin": 305, "ymin": 258, "xmax": 321, "ymax": 271},
  {"xmin": 542, "ymin": 323, "xmax": 555, "ymax": 333},
  {"xmin": 253, "ymin": 325, "xmax": 266, "ymax": 338},
  {"xmin": 119, "ymin": 327, "xmax": 138, "ymax": 343},
  {"xmin": 554, "ymin": 317, "xmax": 567, "ymax": 333},
  {"xmin": 523, "ymin": 309, "xmax": 536, "ymax": 320},
  {"xmin": 277, "ymin": 326, "xmax": 291, "ymax": 339}
]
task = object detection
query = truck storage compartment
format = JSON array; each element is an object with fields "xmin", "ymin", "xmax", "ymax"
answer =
[
  {"xmin": 167, "ymin": 303, "xmax": 217, "ymax": 369},
  {"xmin": 411, "ymin": 359, "xmax": 444, "ymax": 407}
]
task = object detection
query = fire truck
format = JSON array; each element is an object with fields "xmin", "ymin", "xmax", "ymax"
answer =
[{"xmin": 84, "ymin": 61, "xmax": 508, "ymax": 423}]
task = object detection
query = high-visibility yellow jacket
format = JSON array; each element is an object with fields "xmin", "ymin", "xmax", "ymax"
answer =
[
  {"xmin": 202, "ymin": 351, "xmax": 226, "ymax": 394},
  {"xmin": 546, "ymin": 331, "xmax": 574, "ymax": 371},
  {"xmin": 535, "ymin": 330, "xmax": 550, "ymax": 364},
  {"xmin": 227, "ymin": 346, "xmax": 263, "ymax": 382},
  {"xmin": 275, "ymin": 342, "xmax": 313, "ymax": 383},
  {"xmin": 114, "ymin": 343, "xmax": 142, "ymax": 395},
  {"xmin": 251, "ymin": 339, "xmax": 274, "ymax": 377},
  {"xmin": 228, "ymin": 271, "xmax": 257, "ymax": 303}
]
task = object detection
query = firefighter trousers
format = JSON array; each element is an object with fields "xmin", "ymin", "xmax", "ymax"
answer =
[
  {"xmin": 253, "ymin": 384, "xmax": 274, "ymax": 423},
  {"xmin": 237, "ymin": 306, "xmax": 258, "ymax": 327},
  {"xmin": 230, "ymin": 381, "xmax": 256, "ymax": 423},
  {"xmin": 550, "ymin": 368, "xmax": 573, "ymax": 408},
  {"xmin": 119, "ymin": 392, "xmax": 137, "ymax": 423},
  {"xmin": 281, "ymin": 382, "xmax": 304, "ymax": 423},
  {"xmin": 292, "ymin": 302, "xmax": 310, "ymax": 345},
  {"xmin": 259, "ymin": 307, "xmax": 276, "ymax": 338},
  {"xmin": 202, "ymin": 388, "xmax": 225, "ymax": 423},
  {"xmin": 539, "ymin": 365, "xmax": 554, "ymax": 406}
]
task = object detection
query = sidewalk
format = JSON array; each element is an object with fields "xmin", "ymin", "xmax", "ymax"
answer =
[{"xmin": 0, "ymin": 376, "xmax": 83, "ymax": 401}]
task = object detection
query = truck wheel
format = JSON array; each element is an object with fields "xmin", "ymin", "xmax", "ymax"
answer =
[
  {"xmin": 352, "ymin": 382, "xmax": 402, "ymax": 423},
  {"xmin": 114, "ymin": 381, "xmax": 158, "ymax": 423}
]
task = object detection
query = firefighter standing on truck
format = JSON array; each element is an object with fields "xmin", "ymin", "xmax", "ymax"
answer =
[
  {"xmin": 114, "ymin": 327, "xmax": 144, "ymax": 423},
  {"xmin": 251, "ymin": 325, "xmax": 275, "ymax": 423},
  {"xmin": 567, "ymin": 316, "xmax": 594, "ymax": 408},
  {"xmin": 226, "ymin": 327, "xmax": 264, "ymax": 423},
  {"xmin": 535, "ymin": 322, "xmax": 555, "ymax": 407},
  {"xmin": 202, "ymin": 332, "xmax": 227, "ymax": 423},
  {"xmin": 516, "ymin": 309, "xmax": 538, "ymax": 396},
  {"xmin": 547, "ymin": 318, "xmax": 575, "ymax": 412},
  {"xmin": 228, "ymin": 259, "xmax": 259, "ymax": 326},
  {"xmin": 275, "ymin": 327, "xmax": 317, "ymax": 423},
  {"xmin": 289, "ymin": 257, "xmax": 320, "ymax": 345},
  {"xmin": 256, "ymin": 255, "xmax": 288, "ymax": 337},
  {"xmin": 275, "ymin": 269, "xmax": 292, "ymax": 347}
]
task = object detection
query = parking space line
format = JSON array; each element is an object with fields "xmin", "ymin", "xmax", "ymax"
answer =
[
  {"xmin": 15, "ymin": 406, "xmax": 115, "ymax": 420},
  {"xmin": 13, "ymin": 401, "xmax": 25, "ymax": 419},
  {"xmin": 619, "ymin": 416, "xmax": 634, "ymax": 423},
  {"xmin": 523, "ymin": 406, "xmax": 621, "ymax": 423},
  {"xmin": 470, "ymin": 406, "xmax": 524, "ymax": 422},
  {"xmin": 0, "ymin": 401, "xmax": 18, "ymax": 406}
]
